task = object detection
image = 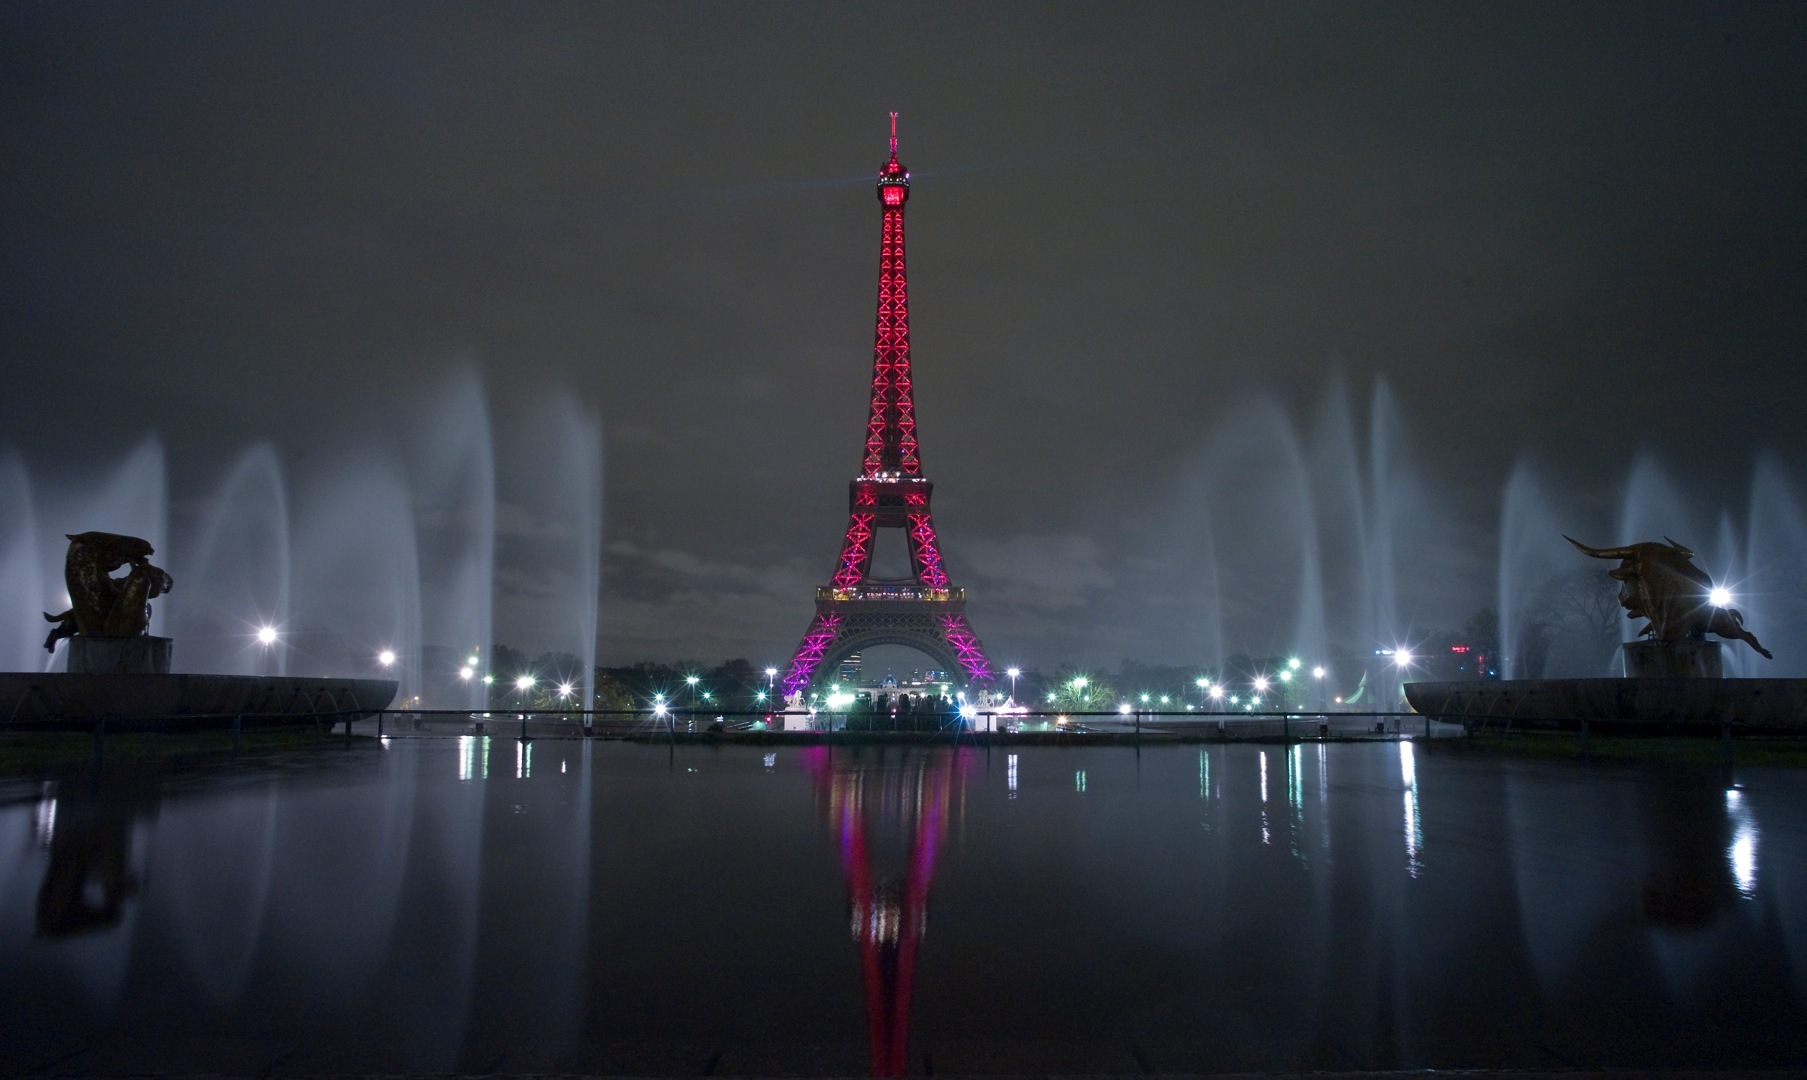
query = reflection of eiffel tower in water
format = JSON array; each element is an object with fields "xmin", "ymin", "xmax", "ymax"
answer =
[
  {"xmin": 805, "ymin": 746, "xmax": 965, "ymax": 1077},
  {"xmin": 782, "ymin": 116, "xmax": 994, "ymax": 699}
]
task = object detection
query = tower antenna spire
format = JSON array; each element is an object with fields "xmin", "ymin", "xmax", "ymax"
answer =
[{"xmin": 889, "ymin": 112, "xmax": 898, "ymax": 157}]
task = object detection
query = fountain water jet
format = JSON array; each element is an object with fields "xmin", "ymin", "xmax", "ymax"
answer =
[
  {"xmin": 0, "ymin": 453, "xmax": 44, "ymax": 673},
  {"xmin": 408, "ymin": 370, "xmax": 495, "ymax": 710},
  {"xmin": 496, "ymin": 395, "xmax": 604, "ymax": 713},
  {"xmin": 290, "ymin": 453, "xmax": 423, "ymax": 701},
  {"xmin": 171, "ymin": 443, "xmax": 292, "ymax": 677}
]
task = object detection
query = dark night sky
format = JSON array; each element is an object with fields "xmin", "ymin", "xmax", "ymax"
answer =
[{"xmin": 4, "ymin": 3, "xmax": 1806, "ymax": 673}]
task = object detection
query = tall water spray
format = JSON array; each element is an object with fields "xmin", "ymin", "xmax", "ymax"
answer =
[
  {"xmin": 290, "ymin": 453, "xmax": 423, "ymax": 700},
  {"xmin": 1164, "ymin": 376, "xmax": 1451, "ymax": 696},
  {"xmin": 1186, "ymin": 398, "xmax": 1329, "ymax": 668},
  {"xmin": 410, "ymin": 370, "xmax": 496, "ymax": 709},
  {"xmin": 172, "ymin": 444, "xmax": 293, "ymax": 676},
  {"xmin": 492, "ymin": 394, "xmax": 604, "ymax": 710},
  {"xmin": 1497, "ymin": 462, "xmax": 1567, "ymax": 679},
  {"xmin": 1747, "ymin": 457, "xmax": 1807, "ymax": 676},
  {"xmin": 0, "ymin": 453, "xmax": 43, "ymax": 672}
]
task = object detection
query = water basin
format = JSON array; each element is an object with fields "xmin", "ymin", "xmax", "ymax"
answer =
[{"xmin": 3, "ymin": 739, "xmax": 1804, "ymax": 1076}]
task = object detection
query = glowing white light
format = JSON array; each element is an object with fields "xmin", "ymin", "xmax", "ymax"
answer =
[
  {"xmin": 1710, "ymin": 586, "xmax": 1733, "ymax": 607},
  {"xmin": 1395, "ymin": 649, "xmax": 1414, "ymax": 668},
  {"xmin": 1731, "ymin": 825, "xmax": 1758, "ymax": 895},
  {"xmin": 482, "ymin": 674, "xmax": 494, "ymax": 685},
  {"xmin": 459, "ymin": 666, "xmax": 474, "ymax": 680},
  {"xmin": 1210, "ymin": 685, "xmax": 1224, "ymax": 700},
  {"xmin": 256, "ymin": 626, "xmax": 278, "ymax": 645},
  {"xmin": 1007, "ymin": 667, "xmax": 1021, "ymax": 679},
  {"xmin": 686, "ymin": 675, "xmax": 699, "ymax": 686},
  {"xmin": 1279, "ymin": 669, "xmax": 1293, "ymax": 683},
  {"xmin": 1726, "ymin": 786, "xmax": 1758, "ymax": 896},
  {"xmin": 764, "ymin": 667, "xmax": 777, "ymax": 678},
  {"xmin": 1313, "ymin": 666, "xmax": 1325, "ymax": 679},
  {"xmin": 378, "ymin": 649, "xmax": 396, "ymax": 667},
  {"xmin": 1253, "ymin": 676, "xmax": 1269, "ymax": 693},
  {"xmin": 557, "ymin": 682, "xmax": 574, "ymax": 698},
  {"xmin": 1288, "ymin": 657, "xmax": 1301, "ymax": 670},
  {"xmin": 1119, "ymin": 703, "xmax": 1132, "ymax": 715},
  {"xmin": 1196, "ymin": 677, "xmax": 1208, "ymax": 688},
  {"xmin": 515, "ymin": 675, "xmax": 534, "ymax": 691}
]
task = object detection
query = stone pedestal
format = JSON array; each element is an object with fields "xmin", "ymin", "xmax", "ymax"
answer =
[
  {"xmin": 1622, "ymin": 638, "xmax": 1721, "ymax": 679},
  {"xmin": 67, "ymin": 635, "xmax": 173, "ymax": 675}
]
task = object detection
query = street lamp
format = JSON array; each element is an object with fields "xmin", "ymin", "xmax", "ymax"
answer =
[
  {"xmin": 1006, "ymin": 667, "xmax": 1020, "ymax": 704},
  {"xmin": 378, "ymin": 649, "xmax": 396, "ymax": 668},
  {"xmin": 765, "ymin": 666, "xmax": 778, "ymax": 708},
  {"xmin": 1393, "ymin": 648, "xmax": 1414, "ymax": 716}
]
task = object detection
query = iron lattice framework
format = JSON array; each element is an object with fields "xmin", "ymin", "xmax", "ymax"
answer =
[{"xmin": 782, "ymin": 117, "xmax": 994, "ymax": 699}]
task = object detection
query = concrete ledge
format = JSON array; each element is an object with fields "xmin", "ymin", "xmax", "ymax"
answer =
[
  {"xmin": 0, "ymin": 672, "xmax": 396, "ymax": 726},
  {"xmin": 1405, "ymin": 677, "xmax": 1807, "ymax": 728}
]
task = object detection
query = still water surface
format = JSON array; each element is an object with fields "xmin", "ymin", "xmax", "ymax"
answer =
[{"xmin": 4, "ymin": 738, "xmax": 1806, "ymax": 1076}]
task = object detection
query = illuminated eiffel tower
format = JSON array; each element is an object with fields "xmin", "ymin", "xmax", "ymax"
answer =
[{"xmin": 781, "ymin": 116, "xmax": 993, "ymax": 700}]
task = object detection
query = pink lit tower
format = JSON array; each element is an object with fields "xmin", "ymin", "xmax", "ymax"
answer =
[{"xmin": 780, "ymin": 116, "xmax": 994, "ymax": 700}]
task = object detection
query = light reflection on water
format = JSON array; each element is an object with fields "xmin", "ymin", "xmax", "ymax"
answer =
[
  {"xmin": 1, "ymin": 741, "xmax": 1804, "ymax": 1077},
  {"xmin": 1727, "ymin": 786, "xmax": 1758, "ymax": 897},
  {"xmin": 1401, "ymin": 740, "xmax": 1423, "ymax": 878}
]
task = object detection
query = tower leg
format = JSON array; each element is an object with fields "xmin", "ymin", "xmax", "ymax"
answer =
[
  {"xmin": 783, "ymin": 612, "xmax": 843, "ymax": 699},
  {"xmin": 937, "ymin": 613, "xmax": 993, "ymax": 684}
]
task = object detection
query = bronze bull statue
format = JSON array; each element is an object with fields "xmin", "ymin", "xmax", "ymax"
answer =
[
  {"xmin": 1565, "ymin": 535, "xmax": 1772, "ymax": 659},
  {"xmin": 43, "ymin": 532, "xmax": 174, "ymax": 652}
]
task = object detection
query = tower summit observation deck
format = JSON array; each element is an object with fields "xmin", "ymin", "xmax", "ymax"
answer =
[{"xmin": 780, "ymin": 116, "xmax": 994, "ymax": 700}]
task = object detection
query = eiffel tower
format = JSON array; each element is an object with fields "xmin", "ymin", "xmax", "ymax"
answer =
[{"xmin": 780, "ymin": 116, "xmax": 993, "ymax": 700}]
